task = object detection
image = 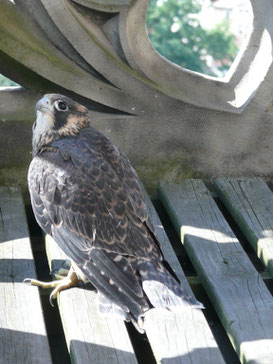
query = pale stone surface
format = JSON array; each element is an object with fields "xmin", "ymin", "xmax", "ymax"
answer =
[{"xmin": 0, "ymin": 0, "xmax": 273, "ymax": 192}]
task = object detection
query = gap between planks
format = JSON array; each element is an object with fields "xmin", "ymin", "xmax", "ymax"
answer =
[
  {"xmin": 215, "ymin": 177, "xmax": 273, "ymax": 279},
  {"xmin": 159, "ymin": 179, "xmax": 273, "ymax": 364}
]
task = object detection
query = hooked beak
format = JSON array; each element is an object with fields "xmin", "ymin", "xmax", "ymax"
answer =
[{"xmin": 35, "ymin": 95, "xmax": 51, "ymax": 113}]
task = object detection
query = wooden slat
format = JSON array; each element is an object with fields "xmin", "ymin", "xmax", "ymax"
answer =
[
  {"xmin": 159, "ymin": 180, "xmax": 273, "ymax": 364},
  {"xmin": 215, "ymin": 177, "xmax": 273, "ymax": 278},
  {"xmin": 45, "ymin": 235, "xmax": 138, "ymax": 364},
  {"xmin": 0, "ymin": 187, "xmax": 52, "ymax": 364},
  {"xmin": 142, "ymin": 189, "xmax": 225, "ymax": 364}
]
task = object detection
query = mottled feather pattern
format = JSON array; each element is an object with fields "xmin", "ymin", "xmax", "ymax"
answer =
[
  {"xmin": 29, "ymin": 129, "xmax": 161, "ymax": 261},
  {"xmin": 28, "ymin": 94, "xmax": 203, "ymax": 331}
]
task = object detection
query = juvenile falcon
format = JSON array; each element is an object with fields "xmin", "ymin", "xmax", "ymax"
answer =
[{"xmin": 26, "ymin": 94, "xmax": 203, "ymax": 332}]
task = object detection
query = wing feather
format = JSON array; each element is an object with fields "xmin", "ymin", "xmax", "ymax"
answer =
[{"xmin": 90, "ymin": 249, "xmax": 143, "ymax": 298}]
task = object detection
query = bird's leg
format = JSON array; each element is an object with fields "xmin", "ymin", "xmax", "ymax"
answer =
[{"xmin": 24, "ymin": 265, "xmax": 79, "ymax": 306}]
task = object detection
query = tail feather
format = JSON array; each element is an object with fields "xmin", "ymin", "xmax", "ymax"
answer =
[
  {"xmin": 97, "ymin": 292, "xmax": 130, "ymax": 321},
  {"xmin": 138, "ymin": 260, "xmax": 204, "ymax": 310},
  {"xmin": 80, "ymin": 249, "xmax": 149, "ymax": 323},
  {"xmin": 97, "ymin": 292, "xmax": 145, "ymax": 333}
]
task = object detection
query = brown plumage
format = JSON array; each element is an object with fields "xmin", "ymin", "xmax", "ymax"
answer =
[{"xmin": 28, "ymin": 94, "xmax": 203, "ymax": 332}]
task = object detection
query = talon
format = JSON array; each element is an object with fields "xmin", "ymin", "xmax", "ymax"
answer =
[
  {"xmin": 49, "ymin": 292, "xmax": 56, "ymax": 307},
  {"xmin": 23, "ymin": 278, "xmax": 32, "ymax": 285},
  {"xmin": 23, "ymin": 266, "xmax": 80, "ymax": 306}
]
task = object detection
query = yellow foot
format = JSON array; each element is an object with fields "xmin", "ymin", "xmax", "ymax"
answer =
[{"xmin": 24, "ymin": 266, "xmax": 79, "ymax": 306}]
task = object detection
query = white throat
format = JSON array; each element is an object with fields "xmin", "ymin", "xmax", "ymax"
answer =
[{"xmin": 32, "ymin": 110, "xmax": 53, "ymax": 144}]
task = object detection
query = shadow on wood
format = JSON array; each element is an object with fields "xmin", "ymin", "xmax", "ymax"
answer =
[
  {"xmin": 69, "ymin": 339, "xmax": 226, "ymax": 364},
  {"xmin": 0, "ymin": 328, "xmax": 52, "ymax": 364}
]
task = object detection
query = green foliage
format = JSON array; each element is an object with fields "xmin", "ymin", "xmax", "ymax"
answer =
[
  {"xmin": 205, "ymin": 21, "xmax": 238, "ymax": 72},
  {"xmin": 146, "ymin": 0, "xmax": 238, "ymax": 76},
  {"xmin": 0, "ymin": 74, "xmax": 18, "ymax": 86}
]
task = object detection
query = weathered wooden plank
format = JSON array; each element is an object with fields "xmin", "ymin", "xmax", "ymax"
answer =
[
  {"xmin": 159, "ymin": 180, "xmax": 273, "ymax": 364},
  {"xmin": 0, "ymin": 186, "xmax": 52, "ymax": 364},
  {"xmin": 215, "ymin": 177, "xmax": 273, "ymax": 278},
  {"xmin": 45, "ymin": 235, "xmax": 138, "ymax": 364},
  {"xmin": 142, "ymin": 189, "xmax": 226, "ymax": 364}
]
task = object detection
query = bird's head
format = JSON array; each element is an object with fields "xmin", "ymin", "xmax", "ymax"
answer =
[{"xmin": 32, "ymin": 94, "xmax": 89, "ymax": 152}]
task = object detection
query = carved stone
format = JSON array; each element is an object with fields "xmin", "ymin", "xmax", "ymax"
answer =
[{"xmin": 0, "ymin": 0, "xmax": 273, "ymax": 193}]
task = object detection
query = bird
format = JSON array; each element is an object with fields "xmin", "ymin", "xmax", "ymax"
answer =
[{"xmin": 26, "ymin": 93, "xmax": 203, "ymax": 332}]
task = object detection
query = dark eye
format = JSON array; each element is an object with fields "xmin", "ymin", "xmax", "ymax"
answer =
[{"xmin": 54, "ymin": 100, "xmax": 68, "ymax": 112}]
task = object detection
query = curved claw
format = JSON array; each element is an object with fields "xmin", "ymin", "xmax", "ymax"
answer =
[
  {"xmin": 23, "ymin": 278, "xmax": 32, "ymax": 285},
  {"xmin": 25, "ymin": 267, "xmax": 79, "ymax": 307},
  {"xmin": 49, "ymin": 292, "xmax": 56, "ymax": 307}
]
